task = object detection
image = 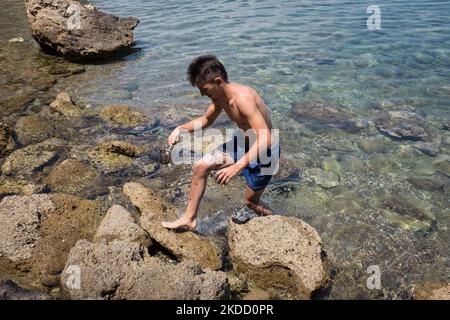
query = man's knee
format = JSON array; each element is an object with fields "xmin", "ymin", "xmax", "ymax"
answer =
[{"xmin": 193, "ymin": 160, "xmax": 212, "ymax": 176}]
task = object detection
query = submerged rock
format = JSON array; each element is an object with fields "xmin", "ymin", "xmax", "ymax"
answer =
[
  {"xmin": 43, "ymin": 159, "xmax": 107, "ymax": 198},
  {"xmin": 321, "ymin": 156, "xmax": 345, "ymax": 177},
  {"xmin": 0, "ymin": 193, "xmax": 100, "ymax": 288},
  {"xmin": 228, "ymin": 215, "xmax": 328, "ymax": 299},
  {"xmin": 413, "ymin": 142, "xmax": 440, "ymax": 157},
  {"xmin": 379, "ymin": 195, "xmax": 436, "ymax": 231},
  {"xmin": 123, "ymin": 182, "xmax": 224, "ymax": 271},
  {"xmin": 50, "ymin": 92, "xmax": 83, "ymax": 118},
  {"xmin": 100, "ymin": 105, "xmax": 151, "ymax": 128},
  {"xmin": 443, "ymin": 121, "xmax": 450, "ymax": 131},
  {"xmin": 26, "ymin": 0, "xmax": 139, "ymax": 61},
  {"xmin": 305, "ymin": 168, "xmax": 340, "ymax": 189},
  {"xmin": 97, "ymin": 140, "xmax": 143, "ymax": 157},
  {"xmin": 14, "ymin": 115, "xmax": 54, "ymax": 146},
  {"xmin": 0, "ymin": 121, "xmax": 16, "ymax": 158},
  {"xmin": 0, "ymin": 177, "xmax": 47, "ymax": 199},
  {"xmin": 407, "ymin": 176, "xmax": 445, "ymax": 192},
  {"xmin": 290, "ymin": 101, "xmax": 366, "ymax": 133},
  {"xmin": 357, "ymin": 137, "xmax": 392, "ymax": 154},
  {"xmin": 61, "ymin": 240, "xmax": 230, "ymax": 300},
  {"xmin": 93, "ymin": 204, "xmax": 151, "ymax": 247},
  {"xmin": 374, "ymin": 111, "xmax": 430, "ymax": 141},
  {"xmin": 434, "ymin": 158, "xmax": 450, "ymax": 177},
  {"xmin": 88, "ymin": 140, "xmax": 142, "ymax": 174},
  {"xmin": 1, "ymin": 138, "xmax": 64, "ymax": 177}
]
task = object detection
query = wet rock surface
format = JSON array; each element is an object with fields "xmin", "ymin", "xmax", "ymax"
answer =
[
  {"xmin": 100, "ymin": 105, "xmax": 151, "ymax": 128},
  {"xmin": 1, "ymin": 138, "xmax": 64, "ymax": 177},
  {"xmin": 50, "ymin": 92, "xmax": 83, "ymax": 118},
  {"xmin": 42, "ymin": 159, "xmax": 107, "ymax": 198},
  {"xmin": 0, "ymin": 278, "xmax": 51, "ymax": 300},
  {"xmin": 14, "ymin": 115, "xmax": 55, "ymax": 146},
  {"xmin": 0, "ymin": 121, "xmax": 16, "ymax": 158}
]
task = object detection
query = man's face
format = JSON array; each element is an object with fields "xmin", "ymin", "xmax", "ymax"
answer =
[{"xmin": 197, "ymin": 80, "xmax": 221, "ymax": 100}]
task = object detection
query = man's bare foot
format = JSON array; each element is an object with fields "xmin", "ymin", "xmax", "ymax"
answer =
[{"xmin": 161, "ymin": 216, "xmax": 197, "ymax": 231}]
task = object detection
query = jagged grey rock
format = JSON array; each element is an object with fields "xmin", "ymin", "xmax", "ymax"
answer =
[
  {"xmin": 61, "ymin": 240, "xmax": 230, "ymax": 300},
  {"xmin": 94, "ymin": 204, "xmax": 151, "ymax": 247}
]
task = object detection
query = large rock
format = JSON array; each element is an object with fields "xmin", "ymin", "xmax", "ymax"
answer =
[
  {"xmin": 290, "ymin": 102, "xmax": 366, "ymax": 133},
  {"xmin": 374, "ymin": 111, "xmax": 430, "ymax": 141},
  {"xmin": 0, "ymin": 193, "xmax": 101, "ymax": 288},
  {"xmin": 100, "ymin": 105, "xmax": 150, "ymax": 128},
  {"xmin": 123, "ymin": 182, "xmax": 223, "ymax": 271},
  {"xmin": 26, "ymin": 0, "xmax": 139, "ymax": 61},
  {"xmin": 61, "ymin": 240, "xmax": 230, "ymax": 300},
  {"xmin": 1, "ymin": 138, "xmax": 64, "ymax": 176},
  {"xmin": 0, "ymin": 121, "xmax": 16, "ymax": 158},
  {"xmin": 94, "ymin": 204, "xmax": 151, "ymax": 247},
  {"xmin": 414, "ymin": 283, "xmax": 450, "ymax": 300},
  {"xmin": 14, "ymin": 115, "xmax": 55, "ymax": 146},
  {"xmin": 50, "ymin": 92, "xmax": 83, "ymax": 118},
  {"xmin": 42, "ymin": 159, "xmax": 107, "ymax": 198},
  {"xmin": 228, "ymin": 215, "xmax": 328, "ymax": 299}
]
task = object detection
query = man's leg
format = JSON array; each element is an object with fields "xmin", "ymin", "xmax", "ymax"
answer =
[
  {"xmin": 162, "ymin": 152, "xmax": 233, "ymax": 230},
  {"xmin": 243, "ymin": 186, "xmax": 274, "ymax": 216}
]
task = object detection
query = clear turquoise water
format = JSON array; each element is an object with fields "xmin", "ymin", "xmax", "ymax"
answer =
[{"xmin": 85, "ymin": 0, "xmax": 450, "ymax": 120}]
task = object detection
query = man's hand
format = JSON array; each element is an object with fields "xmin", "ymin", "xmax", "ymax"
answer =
[
  {"xmin": 215, "ymin": 163, "xmax": 244, "ymax": 185},
  {"xmin": 168, "ymin": 127, "xmax": 181, "ymax": 145}
]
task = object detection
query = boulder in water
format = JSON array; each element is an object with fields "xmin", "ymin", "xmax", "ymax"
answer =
[{"xmin": 26, "ymin": 0, "xmax": 139, "ymax": 61}]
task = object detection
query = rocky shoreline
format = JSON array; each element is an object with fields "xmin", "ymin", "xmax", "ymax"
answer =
[{"xmin": 1, "ymin": 0, "xmax": 449, "ymax": 300}]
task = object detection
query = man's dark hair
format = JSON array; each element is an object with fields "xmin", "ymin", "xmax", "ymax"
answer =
[{"xmin": 187, "ymin": 55, "xmax": 228, "ymax": 86}]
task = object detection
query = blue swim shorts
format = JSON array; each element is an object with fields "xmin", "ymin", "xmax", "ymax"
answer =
[{"xmin": 221, "ymin": 136, "xmax": 280, "ymax": 191}]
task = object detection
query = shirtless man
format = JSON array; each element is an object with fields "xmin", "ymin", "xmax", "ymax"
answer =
[{"xmin": 162, "ymin": 55, "xmax": 279, "ymax": 231}]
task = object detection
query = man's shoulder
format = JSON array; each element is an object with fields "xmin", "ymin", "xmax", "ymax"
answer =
[{"xmin": 233, "ymin": 84, "xmax": 258, "ymax": 103}]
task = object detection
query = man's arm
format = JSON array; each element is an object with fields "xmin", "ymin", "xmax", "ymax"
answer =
[
  {"xmin": 234, "ymin": 98, "xmax": 272, "ymax": 170},
  {"xmin": 168, "ymin": 103, "xmax": 222, "ymax": 145}
]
